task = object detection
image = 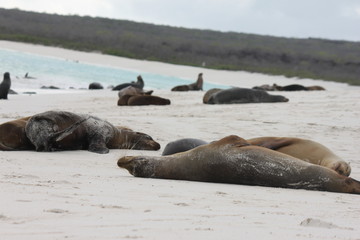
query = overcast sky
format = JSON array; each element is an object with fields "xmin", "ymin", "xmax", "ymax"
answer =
[{"xmin": 1, "ymin": 0, "xmax": 360, "ymax": 41}]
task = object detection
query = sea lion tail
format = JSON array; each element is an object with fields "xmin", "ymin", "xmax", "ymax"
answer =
[{"xmin": 50, "ymin": 116, "xmax": 90, "ymax": 142}]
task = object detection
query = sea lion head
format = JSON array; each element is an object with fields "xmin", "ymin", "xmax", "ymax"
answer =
[
  {"xmin": 329, "ymin": 161, "xmax": 351, "ymax": 177},
  {"xmin": 117, "ymin": 155, "xmax": 156, "ymax": 177},
  {"xmin": 114, "ymin": 129, "xmax": 160, "ymax": 151},
  {"xmin": 4, "ymin": 72, "xmax": 10, "ymax": 80}
]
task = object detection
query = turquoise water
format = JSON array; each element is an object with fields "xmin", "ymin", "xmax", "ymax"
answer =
[{"xmin": 0, "ymin": 49, "xmax": 228, "ymax": 91}]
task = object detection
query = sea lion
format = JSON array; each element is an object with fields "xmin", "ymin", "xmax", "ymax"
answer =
[
  {"xmin": 118, "ymin": 94, "xmax": 170, "ymax": 106},
  {"xmin": 273, "ymin": 84, "xmax": 308, "ymax": 91},
  {"xmin": 202, "ymin": 88, "xmax": 222, "ymax": 104},
  {"xmin": 0, "ymin": 72, "xmax": 11, "ymax": 99},
  {"xmin": 25, "ymin": 111, "xmax": 160, "ymax": 154},
  {"xmin": 113, "ymin": 75, "xmax": 144, "ymax": 91},
  {"xmin": 0, "ymin": 116, "xmax": 34, "ymax": 150},
  {"xmin": 205, "ymin": 87, "xmax": 289, "ymax": 104},
  {"xmin": 118, "ymin": 86, "xmax": 153, "ymax": 98},
  {"xmin": 162, "ymin": 138, "xmax": 209, "ymax": 156},
  {"xmin": 171, "ymin": 73, "xmax": 203, "ymax": 91},
  {"xmin": 247, "ymin": 137, "xmax": 351, "ymax": 176},
  {"xmin": 118, "ymin": 135, "xmax": 360, "ymax": 195},
  {"xmin": 89, "ymin": 82, "xmax": 104, "ymax": 89},
  {"xmin": 306, "ymin": 86, "xmax": 325, "ymax": 91}
]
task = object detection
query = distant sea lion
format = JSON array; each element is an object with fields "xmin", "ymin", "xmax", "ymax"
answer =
[
  {"xmin": 118, "ymin": 135, "xmax": 360, "ymax": 194},
  {"xmin": 202, "ymin": 88, "xmax": 222, "ymax": 103},
  {"xmin": 0, "ymin": 116, "xmax": 34, "ymax": 150},
  {"xmin": 162, "ymin": 138, "xmax": 208, "ymax": 156},
  {"xmin": 118, "ymin": 86, "xmax": 153, "ymax": 98},
  {"xmin": 273, "ymin": 84, "xmax": 325, "ymax": 91},
  {"xmin": 89, "ymin": 82, "xmax": 104, "ymax": 90},
  {"xmin": 0, "ymin": 72, "xmax": 11, "ymax": 99},
  {"xmin": 171, "ymin": 73, "xmax": 203, "ymax": 91},
  {"xmin": 118, "ymin": 94, "xmax": 171, "ymax": 106},
  {"xmin": 205, "ymin": 87, "xmax": 289, "ymax": 104},
  {"xmin": 25, "ymin": 111, "xmax": 160, "ymax": 154},
  {"xmin": 306, "ymin": 86, "xmax": 326, "ymax": 91},
  {"xmin": 247, "ymin": 137, "xmax": 351, "ymax": 176},
  {"xmin": 113, "ymin": 75, "xmax": 144, "ymax": 91}
]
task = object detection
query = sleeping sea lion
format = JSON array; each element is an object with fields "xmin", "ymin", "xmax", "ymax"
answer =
[
  {"xmin": 205, "ymin": 87, "xmax": 289, "ymax": 104},
  {"xmin": 118, "ymin": 135, "xmax": 360, "ymax": 194},
  {"xmin": 0, "ymin": 116, "xmax": 34, "ymax": 150},
  {"xmin": 247, "ymin": 137, "xmax": 351, "ymax": 176},
  {"xmin": 25, "ymin": 111, "xmax": 160, "ymax": 154}
]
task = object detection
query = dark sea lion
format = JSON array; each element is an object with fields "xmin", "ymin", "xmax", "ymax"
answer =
[
  {"xmin": 118, "ymin": 135, "xmax": 360, "ymax": 194},
  {"xmin": 118, "ymin": 94, "xmax": 170, "ymax": 106},
  {"xmin": 162, "ymin": 138, "xmax": 209, "ymax": 156},
  {"xmin": 25, "ymin": 111, "xmax": 160, "ymax": 154},
  {"xmin": 41, "ymin": 86, "xmax": 60, "ymax": 89},
  {"xmin": 89, "ymin": 82, "xmax": 104, "ymax": 89},
  {"xmin": 118, "ymin": 86, "xmax": 153, "ymax": 98},
  {"xmin": 273, "ymin": 84, "xmax": 308, "ymax": 91},
  {"xmin": 0, "ymin": 116, "xmax": 34, "ymax": 150},
  {"xmin": 202, "ymin": 88, "xmax": 222, "ymax": 103},
  {"xmin": 171, "ymin": 73, "xmax": 203, "ymax": 92},
  {"xmin": 247, "ymin": 137, "xmax": 351, "ymax": 176},
  {"xmin": 0, "ymin": 72, "xmax": 11, "ymax": 99},
  {"xmin": 113, "ymin": 75, "xmax": 144, "ymax": 91},
  {"xmin": 205, "ymin": 87, "xmax": 289, "ymax": 104}
]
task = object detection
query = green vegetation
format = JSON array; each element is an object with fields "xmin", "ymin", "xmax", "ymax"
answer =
[{"xmin": 1, "ymin": 8, "xmax": 360, "ymax": 85}]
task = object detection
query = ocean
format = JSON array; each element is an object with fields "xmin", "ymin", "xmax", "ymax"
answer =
[{"xmin": 0, "ymin": 48, "xmax": 228, "ymax": 93}]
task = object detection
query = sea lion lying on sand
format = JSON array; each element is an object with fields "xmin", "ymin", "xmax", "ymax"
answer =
[
  {"xmin": 247, "ymin": 137, "xmax": 351, "ymax": 176},
  {"xmin": 0, "ymin": 116, "xmax": 34, "ymax": 150},
  {"xmin": 25, "ymin": 111, "xmax": 160, "ymax": 154},
  {"xmin": 118, "ymin": 86, "xmax": 153, "ymax": 98},
  {"xmin": 118, "ymin": 135, "xmax": 360, "ymax": 195},
  {"xmin": 171, "ymin": 73, "xmax": 203, "ymax": 91},
  {"xmin": 160, "ymin": 136, "xmax": 351, "ymax": 176},
  {"xmin": 204, "ymin": 87, "xmax": 289, "ymax": 104},
  {"xmin": 118, "ymin": 94, "xmax": 171, "ymax": 106}
]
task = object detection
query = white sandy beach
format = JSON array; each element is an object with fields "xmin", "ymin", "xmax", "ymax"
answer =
[{"xmin": 1, "ymin": 40, "xmax": 360, "ymax": 240}]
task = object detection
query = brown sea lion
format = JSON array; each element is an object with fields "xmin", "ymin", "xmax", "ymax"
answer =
[
  {"xmin": 306, "ymin": 86, "xmax": 326, "ymax": 91},
  {"xmin": 171, "ymin": 73, "xmax": 203, "ymax": 91},
  {"xmin": 117, "ymin": 86, "xmax": 153, "ymax": 98},
  {"xmin": 205, "ymin": 87, "xmax": 289, "ymax": 104},
  {"xmin": 0, "ymin": 72, "xmax": 11, "ymax": 99},
  {"xmin": 25, "ymin": 111, "xmax": 160, "ymax": 154},
  {"xmin": 0, "ymin": 116, "xmax": 34, "ymax": 150},
  {"xmin": 118, "ymin": 94, "xmax": 170, "ymax": 106},
  {"xmin": 118, "ymin": 135, "xmax": 360, "ymax": 194},
  {"xmin": 247, "ymin": 137, "xmax": 351, "ymax": 176}
]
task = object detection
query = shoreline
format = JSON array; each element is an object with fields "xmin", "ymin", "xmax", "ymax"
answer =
[{"xmin": 1, "ymin": 40, "xmax": 360, "ymax": 239}]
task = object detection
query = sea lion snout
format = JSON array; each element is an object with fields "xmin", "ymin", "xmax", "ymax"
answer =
[{"xmin": 117, "ymin": 156, "xmax": 149, "ymax": 176}]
